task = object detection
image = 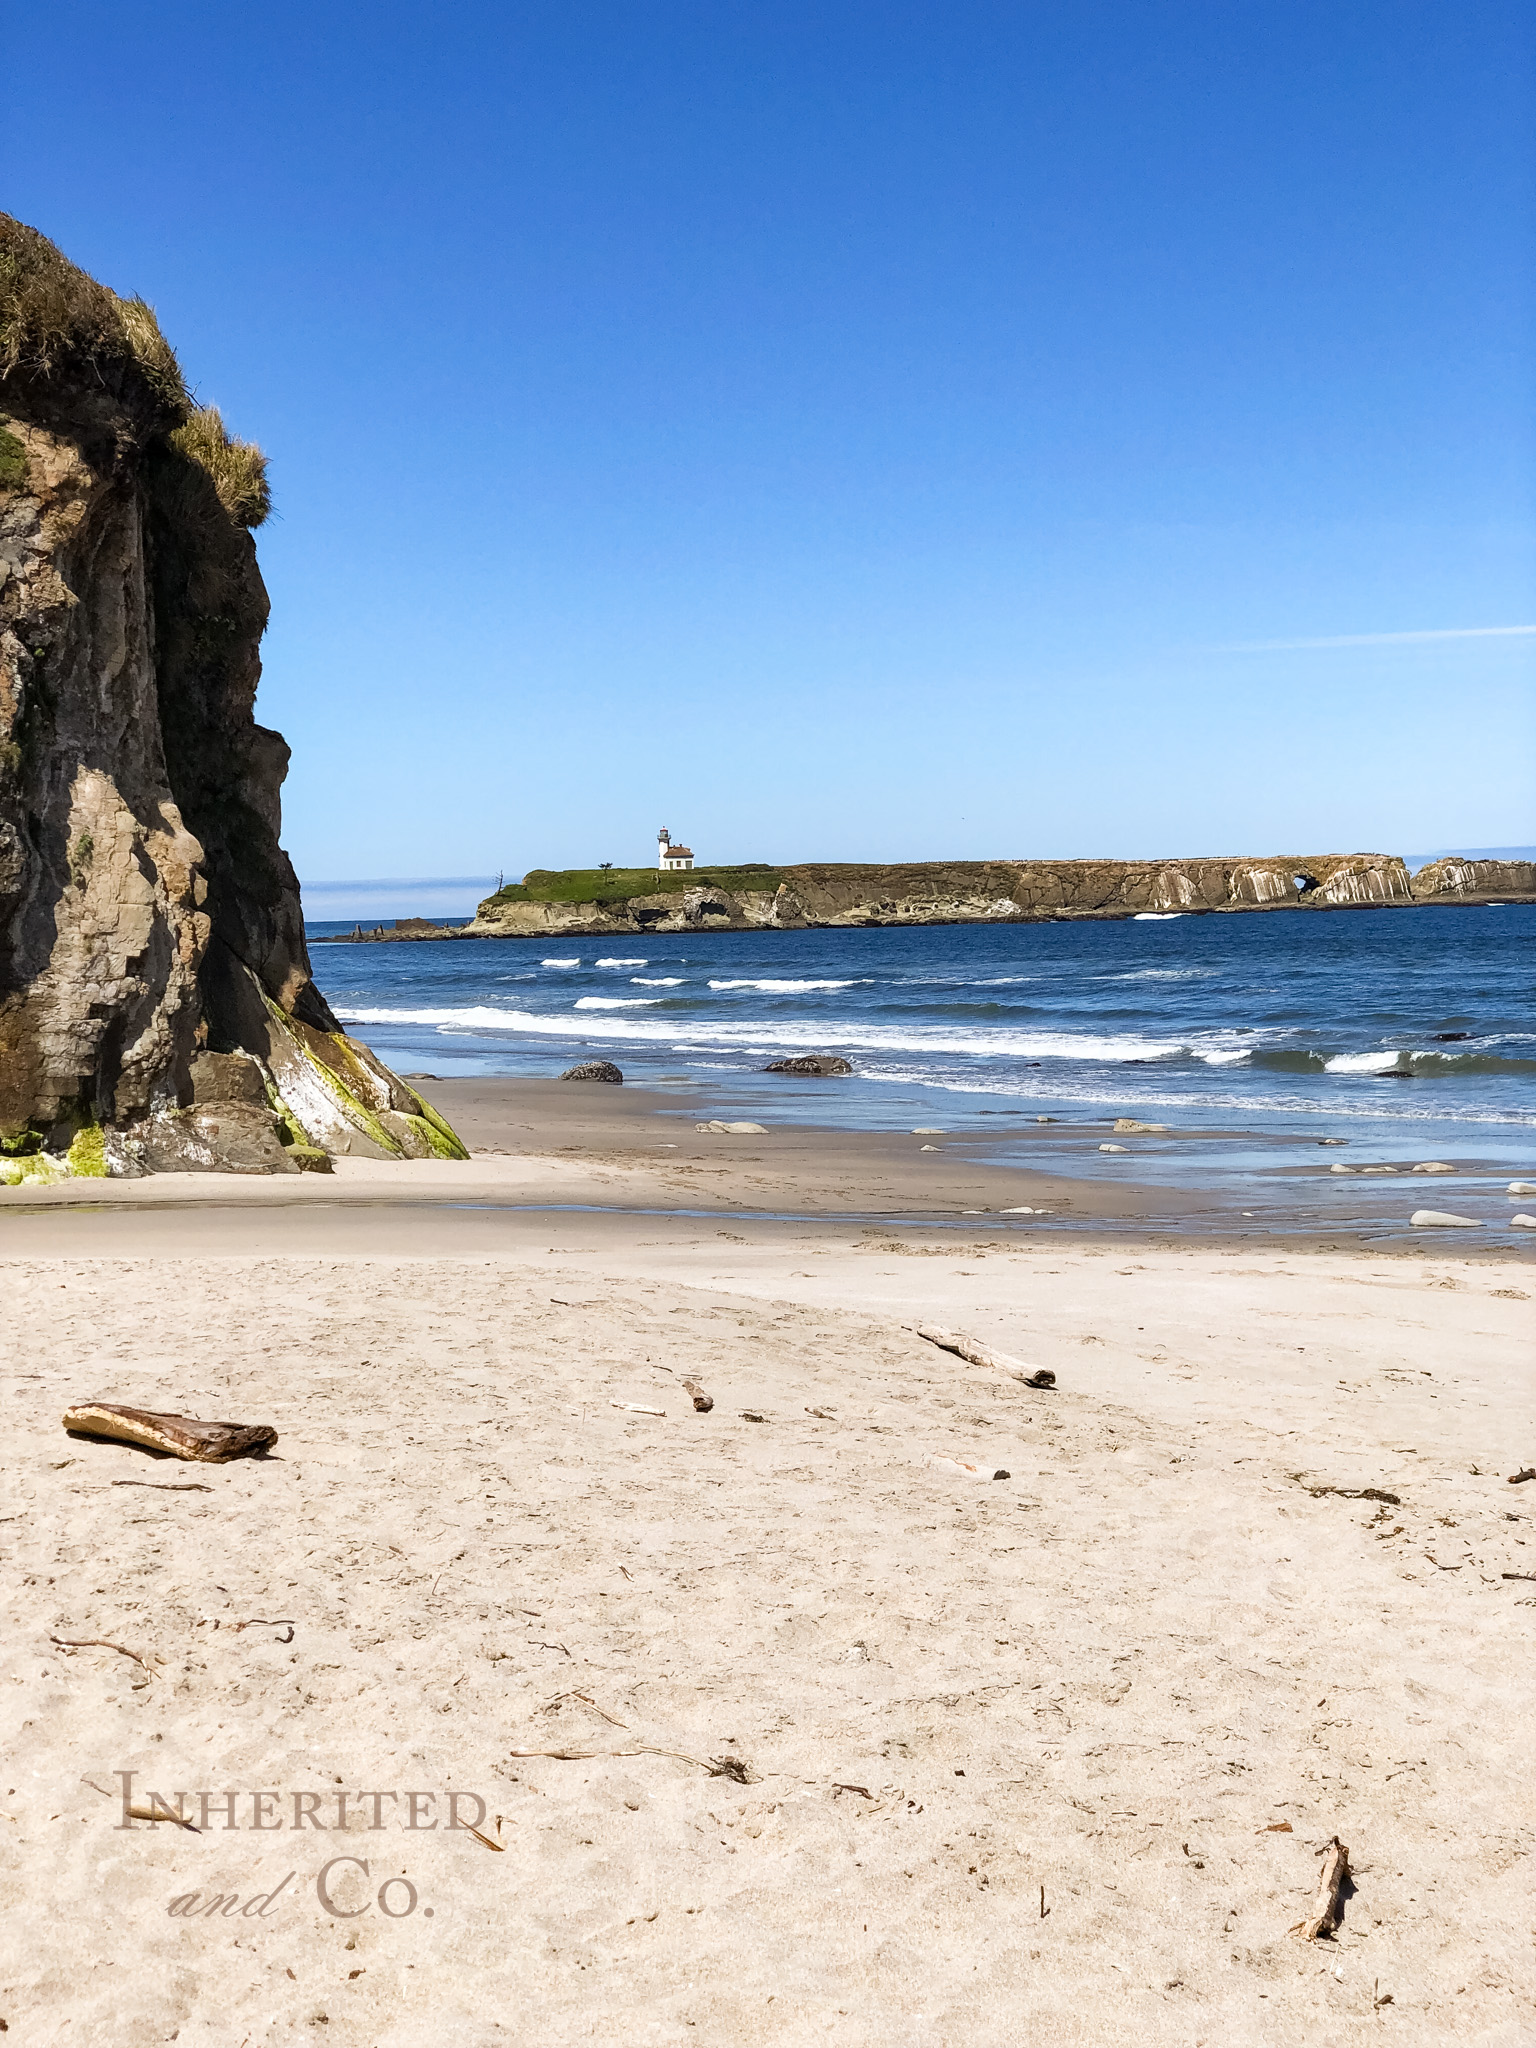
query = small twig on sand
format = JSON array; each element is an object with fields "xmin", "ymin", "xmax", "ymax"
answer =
[
  {"xmin": 1307, "ymin": 1485, "xmax": 1401, "ymax": 1505},
  {"xmin": 611, "ymin": 1401, "xmax": 665, "ymax": 1417},
  {"xmin": 462, "ymin": 1823, "xmax": 504, "ymax": 1851},
  {"xmin": 911, "ymin": 1325, "xmax": 1055, "ymax": 1388},
  {"xmin": 50, "ymin": 1635, "xmax": 153, "ymax": 1676},
  {"xmin": 543, "ymin": 1689, "xmax": 628, "ymax": 1727},
  {"xmin": 110, "ymin": 1480, "xmax": 213, "ymax": 1492},
  {"xmin": 509, "ymin": 1744, "xmax": 754, "ymax": 1781},
  {"xmin": 833, "ymin": 1783, "xmax": 873, "ymax": 1799},
  {"xmin": 1508, "ymin": 1467, "xmax": 1536, "ymax": 1485},
  {"xmin": 126, "ymin": 1804, "xmax": 200, "ymax": 1831},
  {"xmin": 1501, "ymin": 1572, "xmax": 1536, "ymax": 1582},
  {"xmin": 231, "ymin": 1618, "xmax": 296, "ymax": 1642},
  {"xmin": 1292, "ymin": 1836, "xmax": 1351, "ymax": 1939}
]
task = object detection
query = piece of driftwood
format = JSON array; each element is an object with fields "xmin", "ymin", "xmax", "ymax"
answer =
[
  {"xmin": 609, "ymin": 1401, "xmax": 665, "ymax": 1417},
  {"xmin": 1293, "ymin": 1836, "xmax": 1351, "ymax": 1939},
  {"xmin": 912, "ymin": 1324, "xmax": 1056, "ymax": 1388},
  {"xmin": 62, "ymin": 1403, "xmax": 275, "ymax": 1462},
  {"xmin": 1508, "ymin": 1467, "xmax": 1536, "ymax": 1485},
  {"xmin": 681, "ymin": 1378, "xmax": 714, "ymax": 1413}
]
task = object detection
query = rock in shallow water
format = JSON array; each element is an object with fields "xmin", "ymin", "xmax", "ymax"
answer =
[
  {"xmin": 1410, "ymin": 1210, "xmax": 1480, "ymax": 1228},
  {"xmin": 559, "ymin": 1061, "xmax": 624, "ymax": 1083},
  {"xmin": 763, "ymin": 1055, "xmax": 853, "ymax": 1076}
]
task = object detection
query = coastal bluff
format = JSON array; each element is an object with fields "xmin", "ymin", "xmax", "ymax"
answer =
[
  {"xmin": 0, "ymin": 217, "xmax": 465, "ymax": 1181},
  {"xmin": 450, "ymin": 851, "xmax": 1535, "ymax": 941}
]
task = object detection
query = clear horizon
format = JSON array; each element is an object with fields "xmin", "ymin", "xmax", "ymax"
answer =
[{"xmin": 12, "ymin": 2, "xmax": 1533, "ymax": 879}]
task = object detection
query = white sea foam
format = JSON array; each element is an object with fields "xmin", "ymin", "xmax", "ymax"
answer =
[
  {"xmin": 1133, "ymin": 913, "xmax": 1184, "ymax": 920},
  {"xmin": 336, "ymin": 1003, "xmax": 1183, "ymax": 1063},
  {"xmin": 1198, "ymin": 1048, "xmax": 1252, "ymax": 1066},
  {"xmin": 708, "ymin": 978, "xmax": 859, "ymax": 993},
  {"xmin": 633, "ymin": 977, "xmax": 685, "ymax": 986},
  {"xmin": 858, "ymin": 1063, "xmax": 1533, "ymax": 1125},
  {"xmin": 542, "ymin": 958, "xmax": 580, "ymax": 967},
  {"xmin": 572, "ymin": 996, "xmax": 661, "ymax": 1009},
  {"xmin": 596, "ymin": 957, "xmax": 648, "ymax": 966},
  {"xmin": 1104, "ymin": 968, "xmax": 1213, "ymax": 982},
  {"xmin": 1324, "ymin": 1050, "xmax": 1406, "ymax": 1074}
]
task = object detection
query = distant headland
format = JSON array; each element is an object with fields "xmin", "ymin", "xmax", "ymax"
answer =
[{"xmin": 325, "ymin": 850, "xmax": 1536, "ymax": 942}]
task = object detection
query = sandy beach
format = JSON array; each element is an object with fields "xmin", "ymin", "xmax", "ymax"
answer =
[{"xmin": 2, "ymin": 1081, "xmax": 1533, "ymax": 2045}]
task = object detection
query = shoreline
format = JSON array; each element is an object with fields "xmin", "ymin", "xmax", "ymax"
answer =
[
  {"xmin": 2, "ymin": 1078, "xmax": 1529, "ymax": 1258},
  {"xmin": 312, "ymin": 891, "xmax": 1536, "ymax": 943}
]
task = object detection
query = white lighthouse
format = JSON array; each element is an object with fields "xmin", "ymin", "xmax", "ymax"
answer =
[{"xmin": 656, "ymin": 828, "xmax": 694, "ymax": 871}]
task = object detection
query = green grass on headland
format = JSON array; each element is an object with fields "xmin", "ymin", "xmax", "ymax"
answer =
[{"xmin": 489, "ymin": 865, "xmax": 783, "ymax": 907}]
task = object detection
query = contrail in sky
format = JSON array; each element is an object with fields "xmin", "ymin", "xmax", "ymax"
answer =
[{"xmin": 1213, "ymin": 624, "xmax": 1536, "ymax": 653}]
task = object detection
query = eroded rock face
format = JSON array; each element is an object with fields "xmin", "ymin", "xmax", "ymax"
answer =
[
  {"xmin": 0, "ymin": 217, "xmax": 465, "ymax": 1176},
  {"xmin": 1411, "ymin": 857, "xmax": 1536, "ymax": 902},
  {"xmin": 466, "ymin": 855, "xmax": 1436, "ymax": 936}
]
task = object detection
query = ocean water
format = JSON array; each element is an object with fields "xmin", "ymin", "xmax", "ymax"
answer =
[{"xmin": 308, "ymin": 907, "xmax": 1536, "ymax": 1233}]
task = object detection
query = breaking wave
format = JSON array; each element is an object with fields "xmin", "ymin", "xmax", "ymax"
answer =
[{"xmin": 708, "ymin": 978, "xmax": 860, "ymax": 993}]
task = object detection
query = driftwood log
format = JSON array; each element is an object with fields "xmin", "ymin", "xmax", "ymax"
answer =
[
  {"xmin": 681, "ymin": 1378, "xmax": 714, "ymax": 1413},
  {"xmin": 913, "ymin": 1324, "xmax": 1056, "ymax": 1389},
  {"xmin": 62, "ymin": 1404, "xmax": 276, "ymax": 1461},
  {"xmin": 1294, "ymin": 1836, "xmax": 1351, "ymax": 1939}
]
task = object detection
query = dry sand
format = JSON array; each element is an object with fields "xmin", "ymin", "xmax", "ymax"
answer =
[{"xmin": 1, "ymin": 1082, "xmax": 1533, "ymax": 2044}]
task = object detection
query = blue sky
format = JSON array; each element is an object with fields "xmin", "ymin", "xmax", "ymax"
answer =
[{"xmin": 10, "ymin": 2, "xmax": 1534, "ymax": 905}]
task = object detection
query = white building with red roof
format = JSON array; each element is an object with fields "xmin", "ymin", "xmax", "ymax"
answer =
[{"xmin": 656, "ymin": 828, "xmax": 694, "ymax": 871}]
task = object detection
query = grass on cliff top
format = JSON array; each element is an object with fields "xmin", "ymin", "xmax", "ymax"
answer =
[
  {"xmin": 0, "ymin": 214, "xmax": 186, "ymax": 411},
  {"xmin": 489, "ymin": 865, "xmax": 783, "ymax": 907},
  {"xmin": 0, "ymin": 215, "xmax": 271, "ymax": 526},
  {"xmin": 170, "ymin": 404, "xmax": 271, "ymax": 528}
]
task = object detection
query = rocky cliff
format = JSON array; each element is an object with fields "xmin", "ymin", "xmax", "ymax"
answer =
[
  {"xmin": 0, "ymin": 217, "xmax": 464, "ymax": 1180},
  {"xmin": 1409, "ymin": 856, "xmax": 1536, "ymax": 904},
  {"xmin": 459, "ymin": 849, "xmax": 1494, "ymax": 940}
]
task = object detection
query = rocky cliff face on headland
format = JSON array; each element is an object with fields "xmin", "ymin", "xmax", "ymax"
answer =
[
  {"xmin": 460, "ymin": 848, "xmax": 1531, "ymax": 941},
  {"xmin": 0, "ymin": 217, "xmax": 464, "ymax": 1180}
]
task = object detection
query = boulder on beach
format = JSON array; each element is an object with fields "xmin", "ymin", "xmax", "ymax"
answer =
[
  {"xmin": 560, "ymin": 1061, "xmax": 624, "ymax": 1084},
  {"xmin": 763, "ymin": 1055, "xmax": 854, "ymax": 1077}
]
